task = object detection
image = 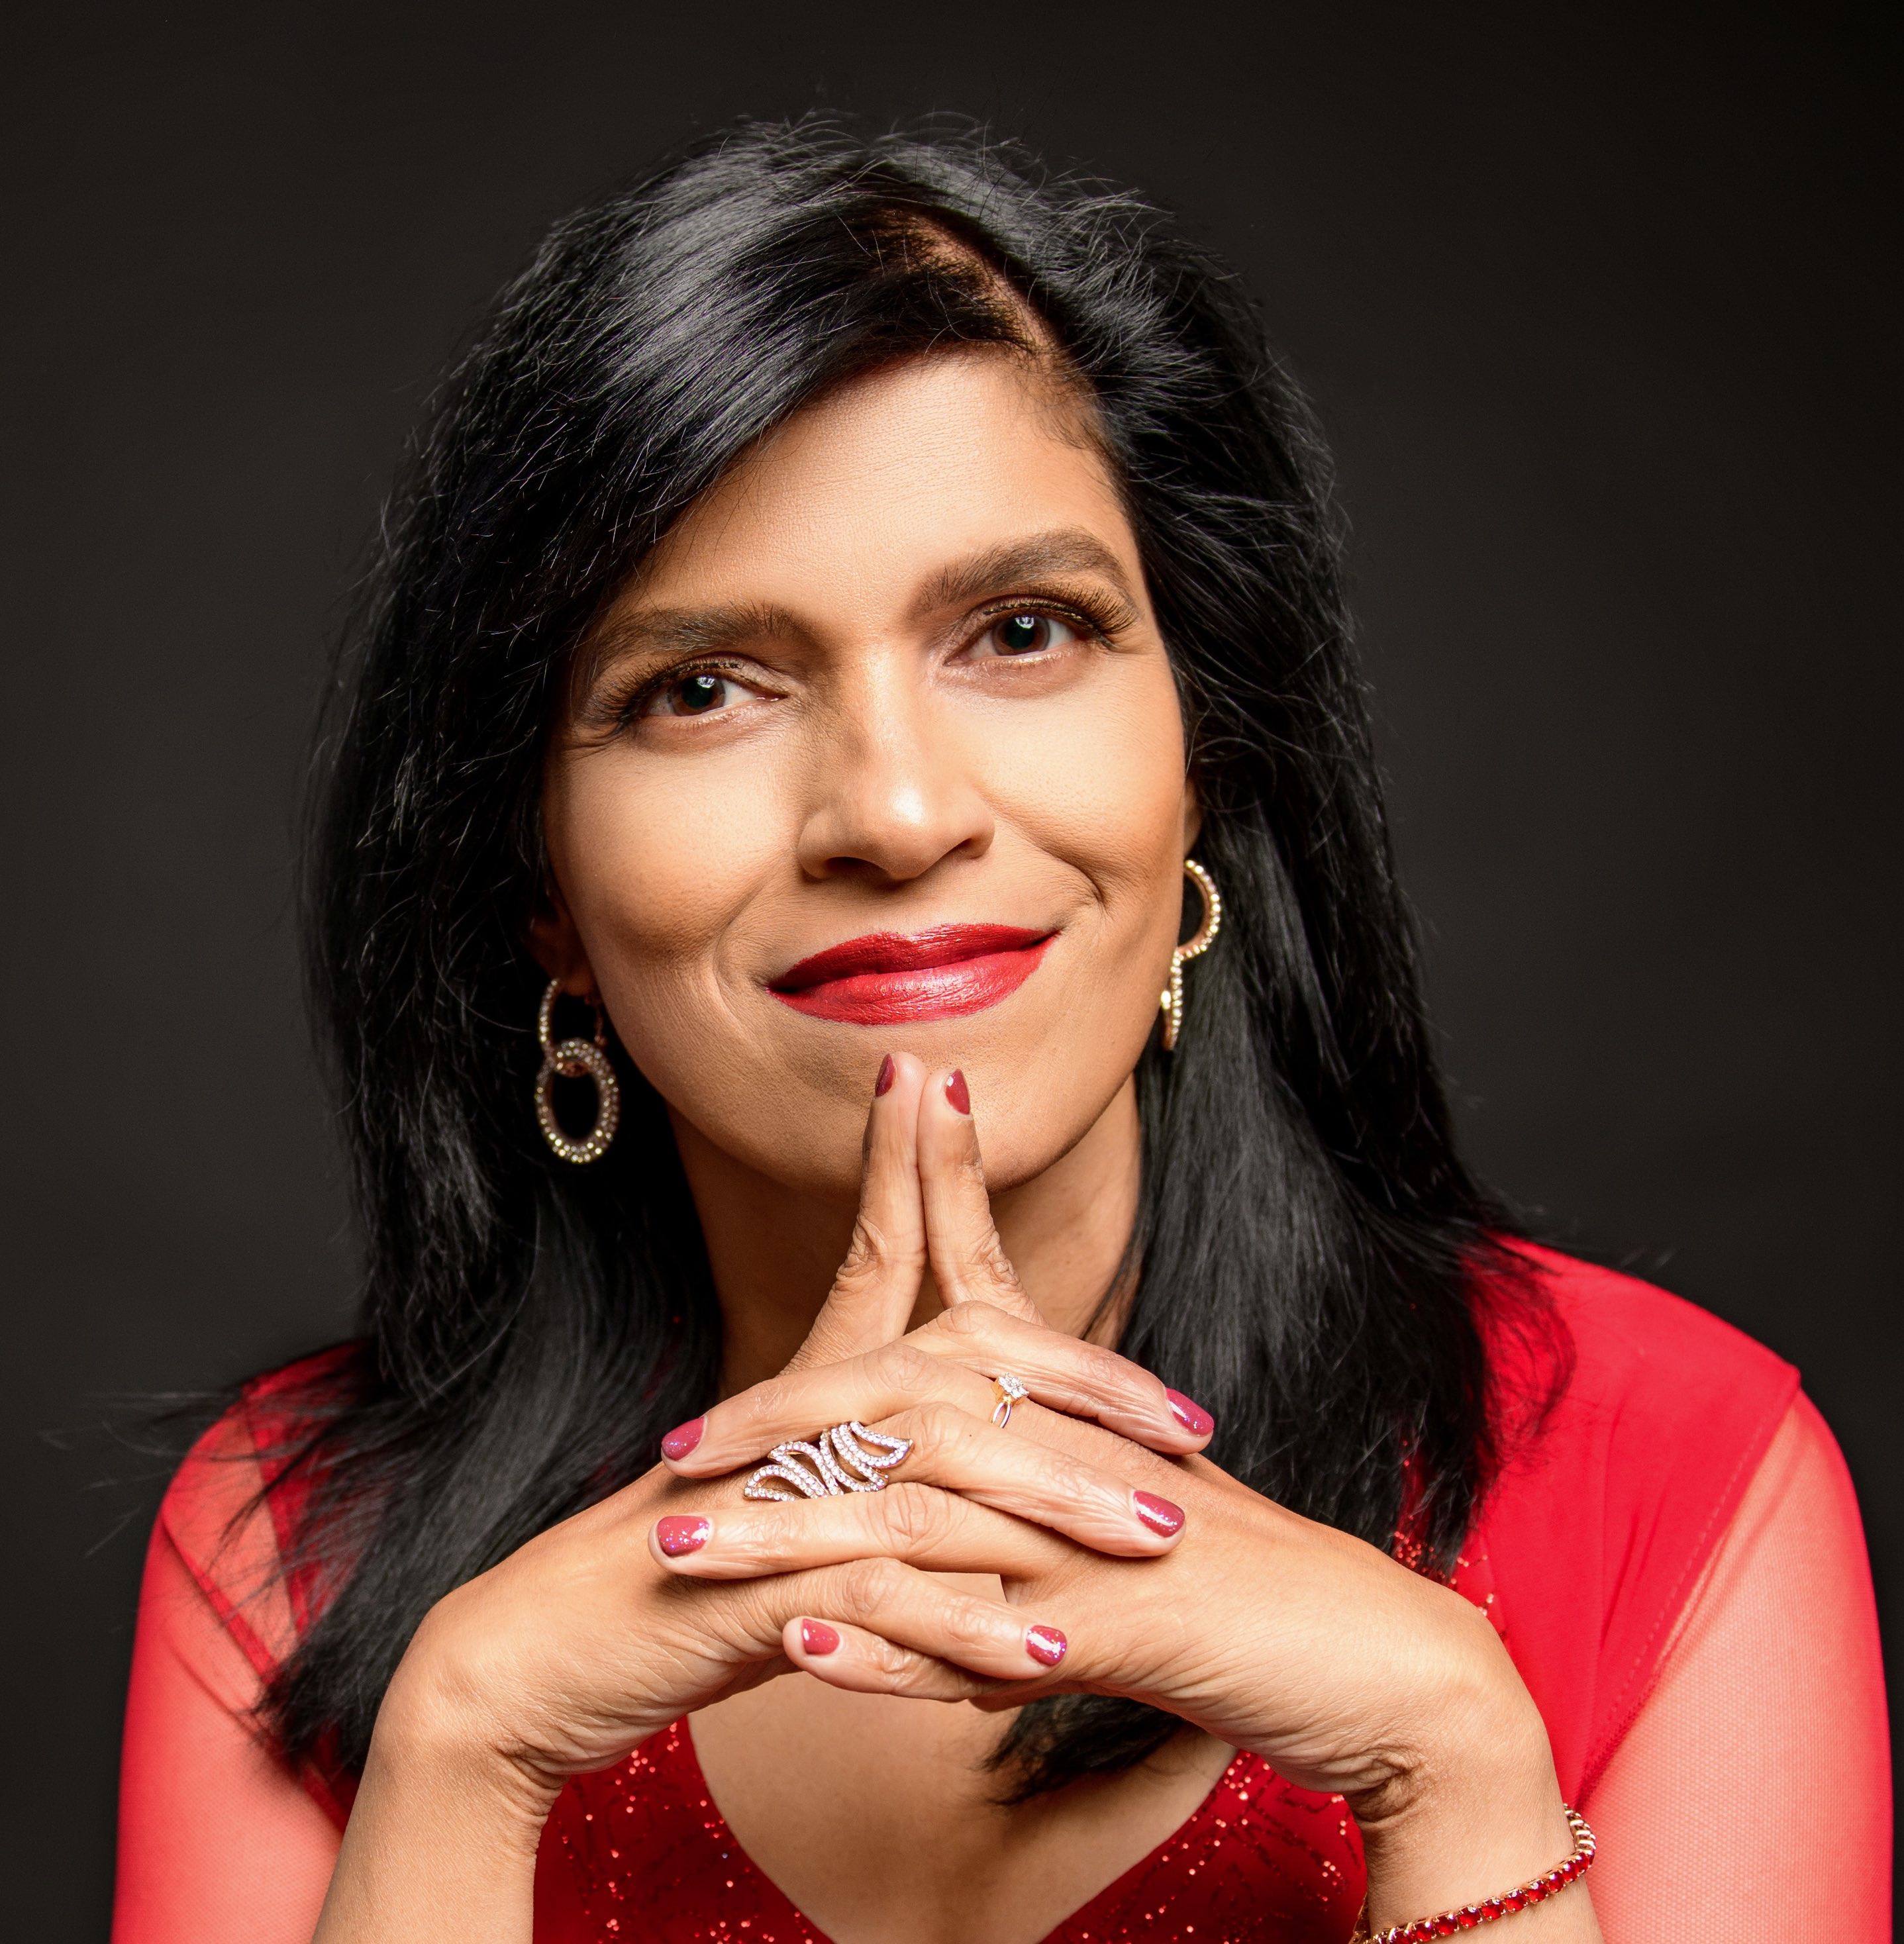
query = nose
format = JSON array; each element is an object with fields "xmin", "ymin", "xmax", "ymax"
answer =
[{"xmin": 793, "ymin": 671, "xmax": 994, "ymax": 885}]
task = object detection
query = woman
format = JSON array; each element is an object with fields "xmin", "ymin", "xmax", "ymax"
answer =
[{"xmin": 112, "ymin": 122, "xmax": 1888, "ymax": 1943}]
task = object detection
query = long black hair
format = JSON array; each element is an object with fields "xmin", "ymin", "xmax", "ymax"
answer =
[{"xmin": 268, "ymin": 118, "xmax": 1544, "ymax": 1798}]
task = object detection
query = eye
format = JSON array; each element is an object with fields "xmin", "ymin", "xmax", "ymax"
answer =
[
  {"xmin": 977, "ymin": 610, "xmax": 1082, "ymax": 657},
  {"xmin": 642, "ymin": 669, "xmax": 748, "ymax": 718}
]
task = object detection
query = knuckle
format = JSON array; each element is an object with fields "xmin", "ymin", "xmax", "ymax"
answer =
[
  {"xmin": 1027, "ymin": 1445, "xmax": 1095, "ymax": 1500},
  {"xmin": 937, "ymin": 1300, "xmax": 997, "ymax": 1343},
  {"xmin": 938, "ymin": 1597, "xmax": 1008, "ymax": 1657},
  {"xmin": 876, "ymin": 1341, "xmax": 939, "ymax": 1394},
  {"xmin": 728, "ymin": 1377, "xmax": 796, "ymax": 1442},
  {"xmin": 836, "ymin": 1214, "xmax": 901, "ymax": 1288},
  {"xmin": 865, "ymin": 1632, "xmax": 922, "ymax": 1682},
  {"xmin": 831, "ymin": 1553, "xmax": 911, "ymax": 1617},
  {"xmin": 725, "ymin": 1506, "xmax": 797, "ymax": 1567},
  {"xmin": 974, "ymin": 1236, "xmax": 1021, "ymax": 1286},
  {"xmin": 887, "ymin": 1659, "xmax": 960, "ymax": 1700},
  {"xmin": 714, "ymin": 1577, "xmax": 788, "ymax": 1649},
  {"xmin": 1078, "ymin": 1343, "xmax": 1157, "ymax": 1408},
  {"xmin": 874, "ymin": 1482, "xmax": 959, "ymax": 1551},
  {"xmin": 905, "ymin": 1398, "xmax": 970, "ymax": 1455}
]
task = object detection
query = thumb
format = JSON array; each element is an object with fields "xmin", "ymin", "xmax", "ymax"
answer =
[{"xmin": 786, "ymin": 1052, "xmax": 929, "ymax": 1371}]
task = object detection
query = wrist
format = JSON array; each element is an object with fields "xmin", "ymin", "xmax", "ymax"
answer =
[
  {"xmin": 312, "ymin": 1673, "xmax": 553, "ymax": 1942},
  {"xmin": 373, "ymin": 1653, "xmax": 566, "ymax": 1841},
  {"xmin": 1351, "ymin": 1692, "xmax": 1576, "ymax": 1931}
]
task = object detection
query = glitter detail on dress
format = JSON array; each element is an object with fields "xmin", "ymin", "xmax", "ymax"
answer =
[{"xmin": 548, "ymin": 1721, "xmax": 1368, "ymax": 1942}]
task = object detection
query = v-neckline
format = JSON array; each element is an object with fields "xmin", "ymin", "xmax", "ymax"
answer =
[
  {"xmin": 679, "ymin": 1714, "xmax": 1254, "ymax": 1943},
  {"xmin": 543, "ymin": 1714, "xmax": 1366, "ymax": 1941}
]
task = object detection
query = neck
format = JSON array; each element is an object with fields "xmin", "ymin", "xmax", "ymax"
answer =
[{"xmin": 671, "ymin": 1079, "xmax": 1142, "ymax": 1395}]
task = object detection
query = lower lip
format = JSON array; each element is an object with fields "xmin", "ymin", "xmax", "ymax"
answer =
[{"xmin": 771, "ymin": 938, "xmax": 1056, "ymax": 1025}]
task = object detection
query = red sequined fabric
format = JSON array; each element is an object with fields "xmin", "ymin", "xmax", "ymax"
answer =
[{"xmin": 545, "ymin": 1720, "xmax": 1366, "ymax": 1943}]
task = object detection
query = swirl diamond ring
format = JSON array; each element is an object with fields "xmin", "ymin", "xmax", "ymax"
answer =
[
  {"xmin": 991, "ymin": 1373, "xmax": 1029, "ymax": 1430},
  {"xmin": 742, "ymin": 1421, "xmax": 912, "ymax": 1502}
]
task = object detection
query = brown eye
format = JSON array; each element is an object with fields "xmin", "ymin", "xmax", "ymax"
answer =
[
  {"xmin": 993, "ymin": 612, "xmax": 1052, "ymax": 654},
  {"xmin": 644, "ymin": 670, "xmax": 741, "ymax": 718},
  {"xmin": 981, "ymin": 610, "xmax": 1096, "ymax": 659}
]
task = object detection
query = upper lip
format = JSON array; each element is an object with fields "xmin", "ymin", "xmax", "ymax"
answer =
[{"xmin": 770, "ymin": 924, "xmax": 1055, "ymax": 993}]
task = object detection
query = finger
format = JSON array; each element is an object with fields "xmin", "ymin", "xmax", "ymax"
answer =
[
  {"xmin": 652, "ymin": 1410, "xmax": 1183, "ymax": 1575},
  {"xmin": 662, "ymin": 1337, "xmax": 992, "ymax": 1475},
  {"xmin": 664, "ymin": 1318, "xmax": 1206, "ymax": 1477},
  {"xmin": 889, "ymin": 1400, "xmax": 1187, "ymax": 1551},
  {"xmin": 787, "ymin": 1051, "xmax": 930, "ymax": 1371},
  {"xmin": 781, "ymin": 1614, "xmax": 1005, "ymax": 1702},
  {"xmin": 916, "ymin": 1067, "xmax": 1044, "ymax": 1326},
  {"xmin": 651, "ymin": 1482, "xmax": 1062, "ymax": 1579},
  {"xmin": 715, "ymin": 1553, "xmax": 1071, "ymax": 1680},
  {"xmin": 913, "ymin": 1302, "xmax": 1215, "ymax": 1454}
]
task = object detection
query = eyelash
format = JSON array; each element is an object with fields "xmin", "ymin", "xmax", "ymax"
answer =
[
  {"xmin": 966, "ymin": 593, "xmax": 1125, "ymax": 655},
  {"xmin": 615, "ymin": 657, "xmax": 757, "ymax": 726},
  {"xmin": 612, "ymin": 590, "xmax": 1128, "ymax": 728}
]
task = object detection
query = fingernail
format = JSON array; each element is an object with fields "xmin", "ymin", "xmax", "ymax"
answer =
[
  {"xmin": 661, "ymin": 1417, "xmax": 705, "ymax": 1460},
  {"xmin": 1165, "ymin": 1390, "xmax": 1214, "ymax": 1437},
  {"xmin": 1025, "ymin": 1624, "xmax": 1068, "ymax": 1667},
  {"xmin": 801, "ymin": 1619, "xmax": 840, "ymax": 1656},
  {"xmin": 1133, "ymin": 1490, "xmax": 1186, "ymax": 1537},
  {"xmin": 656, "ymin": 1515, "xmax": 711, "ymax": 1557},
  {"xmin": 874, "ymin": 1053, "xmax": 895, "ymax": 1097},
  {"xmin": 946, "ymin": 1069, "xmax": 971, "ymax": 1115}
]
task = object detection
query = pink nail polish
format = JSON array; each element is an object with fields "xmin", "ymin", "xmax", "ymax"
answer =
[
  {"xmin": 946, "ymin": 1069, "xmax": 971, "ymax": 1115},
  {"xmin": 1025, "ymin": 1624, "xmax": 1068, "ymax": 1667},
  {"xmin": 1165, "ymin": 1389, "xmax": 1214, "ymax": 1438},
  {"xmin": 874, "ymin": 1053, "xmax": 895, "ymax": 1097},
  {"xmin": 801, "ymin": 1619, "xmax": 841, "ymax": 1656},
  {"xmin": 656, "ymin": 1515, "xmax": 711, "ymax": 1557},
  {"xmin": 661, "ymin": 1417, "xmax": 705, "ymax": 1461},
  {"xmin": 1133, "ymin": 1490, "xmax": 1186, "ymax": 1537}
]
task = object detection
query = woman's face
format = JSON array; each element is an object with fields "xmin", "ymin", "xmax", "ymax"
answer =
[{"xmin": 538, "ymin": 349, "xmax": 1195, "ymax": 1202}]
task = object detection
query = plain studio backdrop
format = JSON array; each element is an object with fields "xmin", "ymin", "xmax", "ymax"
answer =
[{"xmin": 2, "ymin": 3, "xmax": 1895, "ymax": 1927}]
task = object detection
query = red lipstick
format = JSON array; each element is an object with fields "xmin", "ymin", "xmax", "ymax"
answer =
[{"xmin": 770, "ymin": 924, "xmax": 1055, "ymax": 1026}]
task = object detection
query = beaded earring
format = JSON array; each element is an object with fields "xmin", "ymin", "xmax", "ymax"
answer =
[
  {"xmin": 534, "ymin": 981, "xmax": 621, "ymax": 1163},
  {"xmin": 1160, "ymin": 859, "xmax": 1222, "ymax": 1051}
]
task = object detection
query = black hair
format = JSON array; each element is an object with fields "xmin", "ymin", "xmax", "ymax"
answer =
[{"xmin": 267, "ymin": 117, "xmax": 1546, "ymax": 1800}]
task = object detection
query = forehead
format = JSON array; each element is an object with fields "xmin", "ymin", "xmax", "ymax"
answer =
[{"xmin": 623, "ymin": 350, "xmax": 1136, "ymax": 615}]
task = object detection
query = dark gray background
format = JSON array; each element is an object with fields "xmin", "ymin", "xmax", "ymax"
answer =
[{"xmin": 3, "ymin": 3, "xmax": 1894, "ymax": 1930}]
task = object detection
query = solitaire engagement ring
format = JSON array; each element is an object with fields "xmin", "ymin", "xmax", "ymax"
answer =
[
  {"xmin": 991, "ymin": 1372, "xmax": 1029, "ymax": 1430},
  {"xmin": 742, "ymin": 1421, "xmax": 912, "ymax": 1501}
]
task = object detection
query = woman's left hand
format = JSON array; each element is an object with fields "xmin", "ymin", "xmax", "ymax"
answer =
[{"xmin": 657, "ymin": 1067, "xmax": 1587, "ymax": 1935}]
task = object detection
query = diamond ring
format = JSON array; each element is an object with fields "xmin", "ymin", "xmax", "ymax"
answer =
[
  {"xmin": 742, "ymin": 1421, "xmax": 912, "ymax": 1502},
  {"xmin": 991, "ymin": 1373, "xmax": 1029, "ymax": 1430}
]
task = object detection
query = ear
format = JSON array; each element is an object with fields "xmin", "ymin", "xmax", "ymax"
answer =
[
  {"xmin": 527, "ymin": 880, "xmax": 599, "ymax": 1000},
  {"xmin": 1180, "ymin": 771, "xmax": 1203, "ymax": 855}
]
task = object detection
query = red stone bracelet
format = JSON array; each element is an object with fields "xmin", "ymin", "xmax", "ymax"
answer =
[{"xmin": 1364, "ymin": 1807, "xmax": 1597, "ymax": 1941}]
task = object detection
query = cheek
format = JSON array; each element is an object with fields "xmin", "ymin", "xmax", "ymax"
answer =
[
  {"xmin": 960, "ymin": 662, "xmax": 1190, "ymax": 1186},
  {"xmin": 995, "ymin": 659, "xmax": 1189, "ymax": 944},
  {"xmin": 544, "ymin": 752, "xmax": 785, "ymax": 1047}
]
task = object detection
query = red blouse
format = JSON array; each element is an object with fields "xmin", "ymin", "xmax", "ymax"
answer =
[{"xmin": 113, "ymin": 1245, "xmax": 1892, "ymax": 1941}]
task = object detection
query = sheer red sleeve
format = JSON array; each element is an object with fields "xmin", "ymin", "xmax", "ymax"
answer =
[
  {"xmin": 1583, "ymin": 1394, "xmax": 1891, "ymax": 1941},
  {"xmin": 111, "ymin": 1406, "xmax": 340, "ymax": 1944}
]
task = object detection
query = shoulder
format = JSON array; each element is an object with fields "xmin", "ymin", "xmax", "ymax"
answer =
[
  {"xmin": 158, "ymin": 1345, "xmax": 364, "ymax": 1674},
  {"xmin": 1487, "ymin": 1239, "xmax": 1797, "ymax": 1449},
  {"xmin": 1471, "ymin": 1243, "xmax": 1800, "ymax": 1799}
]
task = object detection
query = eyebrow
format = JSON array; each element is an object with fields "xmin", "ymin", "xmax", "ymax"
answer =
[
  {"xmin": 913, "ymin": 528, "xmax": 1136, "ymax": 613},
  {"xmin": 583, "ymin": 525, "xmax": 1137, "ymax": 685}
]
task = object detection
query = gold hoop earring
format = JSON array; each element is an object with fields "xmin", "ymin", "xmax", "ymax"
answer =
[
  {"xmin": 534, "ymin": 981, "xmax": 621, "ymax": 1163},
  {"xmin": 1160, "ymin": 859, "xmax": 1222, "ymax": 1051}
]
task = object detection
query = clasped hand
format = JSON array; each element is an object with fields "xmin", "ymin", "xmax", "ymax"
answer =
[{"xmin": 390, "ymin": 1055, "xmax": 1542, "ymax": 1849}]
